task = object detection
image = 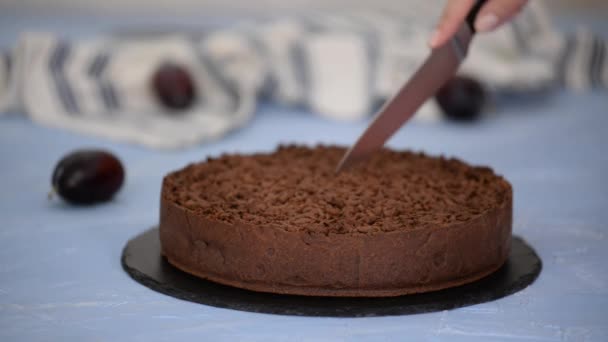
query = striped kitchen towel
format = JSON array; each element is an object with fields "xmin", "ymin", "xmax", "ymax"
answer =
[{"xmin": 0, "ymin": 2, "xmax": 605, "ymax": 149}]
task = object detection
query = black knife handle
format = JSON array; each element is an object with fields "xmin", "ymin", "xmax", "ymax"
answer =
[{"xmin": 466, "ymin": 0, "xmax": 488, "ymax": 33}]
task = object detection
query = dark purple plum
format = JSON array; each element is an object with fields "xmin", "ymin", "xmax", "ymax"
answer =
[
  {"xmin": 152, "ymin": 63, "xmax": 196, "ymax": 111},
  {"xmin": 51, "ymin": 150, "xmax": 125, "ymax": 205},
  {"xmin": 436, "ymin": 75, "xmax": 486, "ymax": 121}
]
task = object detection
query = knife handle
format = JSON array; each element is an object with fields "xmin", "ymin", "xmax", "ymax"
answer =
[{"xmin": 466, "ymin": 0, "xmax": 488, "ymax": 33}]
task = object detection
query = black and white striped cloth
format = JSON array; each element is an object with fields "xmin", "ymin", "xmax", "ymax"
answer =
[{"xmin": 0, "ymin": 2, "xmax": 605, "ymax": 148}]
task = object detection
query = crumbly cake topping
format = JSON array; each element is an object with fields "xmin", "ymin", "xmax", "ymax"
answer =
[{"xmin": 163, "ymin": 145, "xmax": 511, "ymax": 234}]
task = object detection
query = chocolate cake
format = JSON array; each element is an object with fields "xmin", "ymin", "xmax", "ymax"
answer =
[{"xmin": 159, "ymin": 145, "xmax": 512, "ymax": 297}]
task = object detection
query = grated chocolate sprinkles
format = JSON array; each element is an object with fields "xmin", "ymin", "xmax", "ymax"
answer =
[{"xmin": 162, "ymin": 145, "xmax": 511, "ymax": 234}]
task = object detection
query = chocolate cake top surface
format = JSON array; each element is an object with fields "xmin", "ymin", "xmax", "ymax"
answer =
[{"xmin": 163, "ymin": 145, "xmax": 511, "ymax": 235}]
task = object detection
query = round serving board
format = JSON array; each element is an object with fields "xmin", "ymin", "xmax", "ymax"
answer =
[{"xmin": 122, "ymin": 227, "xmax": 541, "ymax": 317}]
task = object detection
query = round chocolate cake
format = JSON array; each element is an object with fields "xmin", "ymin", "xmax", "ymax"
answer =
[{"xmin": 159, "ymin": 145, "xmax": 512, "ymax": 297}]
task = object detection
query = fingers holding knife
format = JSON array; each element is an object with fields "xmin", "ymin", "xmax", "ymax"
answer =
[{"xmin": 429, "ymin": 0, "xmax": 529, "ymax": 48}]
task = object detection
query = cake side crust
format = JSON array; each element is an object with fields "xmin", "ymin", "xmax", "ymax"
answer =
[{"xmin": 159, "ymin": 191, "xmax": 512, "ymax": 297}]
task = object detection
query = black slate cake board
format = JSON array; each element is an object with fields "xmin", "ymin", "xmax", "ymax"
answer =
[{"xmin": 121, "ymin": 227, "xmax": 542, "ymax": 317}]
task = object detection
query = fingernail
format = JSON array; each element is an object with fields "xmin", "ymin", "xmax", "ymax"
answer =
[
  {"xmin": 428, "ymin": 30, "xmax": 441, "ymax": 48},
  {"xmin": 475, "ymin": 14, "xmax": 499, "ymax": 32}
]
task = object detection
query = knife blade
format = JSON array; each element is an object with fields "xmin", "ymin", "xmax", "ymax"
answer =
[{"xmin": 336, "ymin": 0, "xmax": 486, "ymax": 172}]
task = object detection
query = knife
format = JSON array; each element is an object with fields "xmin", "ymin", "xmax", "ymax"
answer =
[{"xmin": 336, "ymin": 0, "xmax": 487, "ymax": 172}]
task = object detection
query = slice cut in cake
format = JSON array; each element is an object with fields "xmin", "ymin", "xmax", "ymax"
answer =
[{"xmin": 159, "ymin": 145, "xmax": 512, "ymax": 297}]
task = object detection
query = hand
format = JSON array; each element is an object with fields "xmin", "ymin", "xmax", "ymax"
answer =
[{"xmin": 429, "ymin": 0, "xmax": 528, "ymax": 48}]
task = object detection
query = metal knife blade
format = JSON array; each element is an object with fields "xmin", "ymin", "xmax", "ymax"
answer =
[{"xmin": 336, "ymin": 4, "xmax": 484, "ymax": 172}]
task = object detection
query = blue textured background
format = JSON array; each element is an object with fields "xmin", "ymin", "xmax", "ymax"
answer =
[{"xmin": 1, "ymin": 10, "xmax": 607, "ymax": 342}]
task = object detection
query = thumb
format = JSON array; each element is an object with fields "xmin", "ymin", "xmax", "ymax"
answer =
[{"xmin": 429, "ymin": 0, "xmax": 476, "ymax": 48}]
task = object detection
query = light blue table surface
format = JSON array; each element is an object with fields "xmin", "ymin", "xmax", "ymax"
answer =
[{"xmin": 1, "ymin": 9, "xmax": 608, "ymax": 342}]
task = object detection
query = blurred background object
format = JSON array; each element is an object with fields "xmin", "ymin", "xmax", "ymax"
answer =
[
  {"xmin": 0, "ymin": 0, "xmax": 606, "ymax": 149},
  {"xmin": 1, "ymin": 0, "xmax": 607, "ymax": 15}
]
